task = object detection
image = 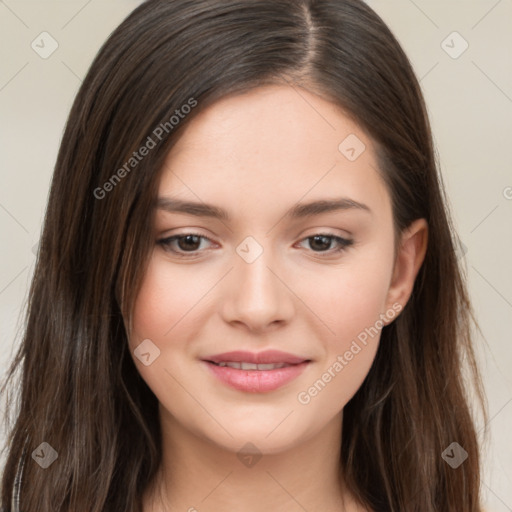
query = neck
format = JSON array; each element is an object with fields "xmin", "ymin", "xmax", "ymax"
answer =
[{"xmin": 143, "ymin": 406, "xmax": 361, "ymax": 512}]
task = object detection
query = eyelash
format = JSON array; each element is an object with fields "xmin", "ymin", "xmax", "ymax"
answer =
[{"xmin": 156, "ymin": 232, "xmax": 354, "ymax": 258}]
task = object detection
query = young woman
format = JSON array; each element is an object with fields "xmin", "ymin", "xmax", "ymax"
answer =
[{"xmin": 0, "ymin": 0, "xmax": 488, "ymax": 511}]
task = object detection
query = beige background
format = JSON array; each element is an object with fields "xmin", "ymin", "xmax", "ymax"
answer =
[{"xmin": 1, "ymin": 1, "xmax": 511, "ymax": 509}]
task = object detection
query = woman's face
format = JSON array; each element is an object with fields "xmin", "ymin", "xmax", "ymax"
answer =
[{"xmin": 129, "ymin": 84, "xmax": 421, "ymax": 454}]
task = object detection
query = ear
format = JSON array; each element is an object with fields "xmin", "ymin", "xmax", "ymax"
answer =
[{"xmin": 384, "ymin": 218, "xmax": 428, "ymax": 320}]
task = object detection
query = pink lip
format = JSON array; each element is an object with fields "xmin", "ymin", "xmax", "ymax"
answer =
[
  {"xmin": 204, "ymin": 350, "xmax": 309, "ymax": 365},
  {"xmin": 201, "ymin": 350, "xmax": 311, "ymax": 393}
]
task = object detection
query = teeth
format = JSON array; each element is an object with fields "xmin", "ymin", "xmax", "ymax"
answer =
[{"xmin": 216, "ymin": 362, "xmax": 290, "ymax": 370}]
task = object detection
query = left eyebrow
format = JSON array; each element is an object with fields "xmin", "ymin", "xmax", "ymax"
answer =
[
  {"xmin": 154, "ymin": 196, "xmax": 372, "ymax": 222},
  {"xmin": 286, "ymin": 198, "xmax": 372, "ymax": 219}
]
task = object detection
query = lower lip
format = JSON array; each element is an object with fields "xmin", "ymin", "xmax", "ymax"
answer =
[{"xmin": 202, "ymin": 361, "xmax": 310, "ymax": 393}]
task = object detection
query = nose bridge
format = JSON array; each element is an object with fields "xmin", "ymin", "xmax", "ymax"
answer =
[{"xmin": 222, "ymin": 235, "xmax": 293, "ymax": 329}]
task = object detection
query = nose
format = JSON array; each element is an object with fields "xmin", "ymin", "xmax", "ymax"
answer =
[{"xmin": 220, "ymin": 248, "xmax": 295, "ymax": 333}]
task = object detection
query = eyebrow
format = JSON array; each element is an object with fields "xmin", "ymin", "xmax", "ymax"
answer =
[{"xmin": 155, "ymin": 196, "xmax": 372, "ymax": 221}]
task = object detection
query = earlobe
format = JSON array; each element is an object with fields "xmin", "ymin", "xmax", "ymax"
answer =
[{"xmin": 384, "ymin": 218, "xmax": 428, "ymax": 318}]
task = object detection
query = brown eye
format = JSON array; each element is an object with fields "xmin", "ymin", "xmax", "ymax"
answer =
[
  {"xmin": 298, "ymin": 233, "xmax": 354, "ymax": 255},
  {"xmin": 175, "ymin": 234, "xmax": 202, "ymax": 251},
  {"xmin": 309, "ymin": 235, "xmax": 334, "ymax": 251},
  {"xmin": 157, "ymin": 233, "xmax": 213, "ymax": 256}
]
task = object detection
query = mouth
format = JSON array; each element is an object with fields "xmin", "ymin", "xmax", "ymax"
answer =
[
  {"xmin": 207, "ymin": 361, "xmax": 298, "ymax": 370},
  {"xmin": 200, "ymin": 350, "xmax": 311, "ymax": 393},
  {"xmin": 203, "ymin": 349, "xmax": 310, "ymax": 365}
]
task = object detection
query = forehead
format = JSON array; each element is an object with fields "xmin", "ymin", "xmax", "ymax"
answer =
[
  {"xmin": 157, "ymin": 84, "xmax": 390, "ymax": 223},
  {"xmin": 163, "ymin": 84, "xmax": 364, "ymax": 166}
]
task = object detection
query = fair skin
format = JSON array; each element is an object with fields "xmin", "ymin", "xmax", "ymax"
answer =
[{"xmin": 129, "ymin": 84, "xmax": 428, "ymax": 512}]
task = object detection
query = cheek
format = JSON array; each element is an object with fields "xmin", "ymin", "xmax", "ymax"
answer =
[
  {"xmin": 127, "ymin": 257, "xmax": 212, "ymax": 411},
  {"xmin": 129, "ymin": 255, "xmax": 209, "ymax": 343},
  {"xmin": 329, "ymin": 270, "xmax": 387, "ymax": 377},
  {"xmin": 296, "ymin": 270, "xmax": 387, "ymax": 415},
  {"xmin": 294, "ymin": 245, "xmax": 394, "ymax": 408},
  {"xmin": 338, "ymin": 263, "xmax": 392, "ymax": 334},
  {"xmin": 294, "ymin": 249, "xmax": 394, "ymax": 346},
  {"xmin": 128, "ymin": 256, "xmax": 208, "ymax": 406}
]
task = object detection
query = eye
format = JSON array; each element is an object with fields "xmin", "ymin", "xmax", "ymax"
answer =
[
  {"xmin": 296, "ymin": 233, "xmax": 354, "ymax": 256},
  {"xmin": 157, "ymin": 232, "xmax": 354, "ymax": 258},
  {"xmin": 157, "ymin": 232, "xmax": 214, "ymax": 257}
]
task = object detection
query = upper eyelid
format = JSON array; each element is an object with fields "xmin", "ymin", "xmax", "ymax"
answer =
[{"xmin": 158, "ymin": 232, "xmax": 216, "ymax": 246}]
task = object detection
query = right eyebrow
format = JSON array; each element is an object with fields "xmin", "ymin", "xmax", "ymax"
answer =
[{"xmin": 155, "ymin": 197, "xmax": 230, "ymax": 221}]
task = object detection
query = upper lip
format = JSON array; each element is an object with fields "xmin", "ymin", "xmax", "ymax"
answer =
[{"xmin": 203, "ymin": 350, "xmax": 310, "ymax": 365}]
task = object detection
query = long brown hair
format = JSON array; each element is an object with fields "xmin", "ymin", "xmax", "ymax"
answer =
[{"xmin": 1, "ymin": 1, "xmax": 488, "ymax": 510}]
